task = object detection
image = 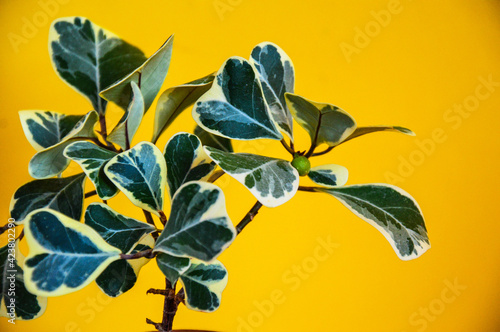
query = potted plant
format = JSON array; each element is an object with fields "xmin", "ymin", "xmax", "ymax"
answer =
[{"xmin": 1, "ymin": 17, "xmax": 430, "ymax": 331}]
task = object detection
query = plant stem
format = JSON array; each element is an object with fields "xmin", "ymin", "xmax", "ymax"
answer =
[
  {"xmin": 0, "ymin": 223, "xmax": 10, "ymax": 236},
  {"xmin": 159, "ymin": 211, "xmax": 168, "ymax": 226},
  {"xmin": 84, "ymin": 190, "xmax": 97, "ymax": 198},
  {"xmin": 298, "ymin": 186, "xmax": 319, "ymax": 192},
  {"xmin": 281, "ymin": 139, "xmax": 295, "ymax": 155},
  {"xmin": 162, "ymin": 279, "xmax": 177, "ymax": 331},
  {"xmin": 311, "ymin": 146, "xmax": 334, "ymax": 157},
  {"xmin": 143, "ymin": 210, "xmax": 160, "ymax": 240},
  {"xmin": 120, "ymin": 248, "xmax": 155, "ymax": 260},
  {"xmin": 208, "ymin": 170, "xmax": 225, "ymax": 183},
  {"xmin": 236, "ymin": 201, "xmax": 263, "ymax": 234}
]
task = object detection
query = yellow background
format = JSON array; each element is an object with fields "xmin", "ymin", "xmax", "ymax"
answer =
[{"xmin": 1, "ymin": 0, "xmax": 500, "ymax": 331}]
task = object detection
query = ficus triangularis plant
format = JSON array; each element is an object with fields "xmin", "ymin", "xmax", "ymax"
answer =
[{"xmin": 1, "ymin": 16, "xmax": 430, "ymax": 331}]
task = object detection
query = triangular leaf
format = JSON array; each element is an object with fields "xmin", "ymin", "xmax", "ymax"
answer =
[
  {"xmin": 285, "ymin": 93, "xmax": 357, "ymax": 147},
  {"xmin": 96, "ymin": 235, "xmax": 154, "ymax": 297},
  {"xmin": 156, "ymin": 253, "xmax": 191, "ymax": 285},
  {"xmin": 308, "ymin": 164, "xmax": 348, "ymax": 188},
  {"xmin": 29, "ymin": 110, "xmax": 99, "ymax": 179},
  {"xmin": 318, "ymin": 184, "xmax": 430, "ymax": 260},
  {"xmin": 250, "ymin": 42, "xmax": 294, "ymax": 141},
  {"xmin": 154, "ymin": 181, "xmax": 236, "ymax": 262},
  {"xmin": 64, "ymin": 141, "xmax": 118, "ymax": 200},
  {"xmin": 192, "ymin": 57, "xmax": 282, "ymax": 141},
  {"xmin": 19, "ymin": 111, "xmax": 84, "ymax": 151},
  {"xmin": 205, "ymin": 147, "xmax": 299, "ymax": 208},
  {"xmin": 0, "ymin": 242, "xmax": 47, "ymax": 320},
  {"xmin": 164, "ymin": 132, "xmax": 215, "ymax": 197},
  {"xmin": 152, "ymin": 73, "xmax": 215, "ymax": 144},
  {"xmin": 100, "ymin": 35, "xmax": 174, "ymax": 112},
  {"xmin": 104, "ymin": 142, "xmax": 166, "ymax": 216},
  {"xmin": 49, "ymin": 17, "xmax": 147, "ymax": 114},
  {"xmin": 10, "ymin": 173, "xmax": 86, "ymax": 222},
  {"xmin": 107, "ymin": 81, "xmax": 145, "ymax": 149},
  {"xmin": 194, "ymin": 125, "xmax": 233, "ymax": 153},
  {"xmin": 179, "ymin": 260, "xmax": 228, "ymax": 312},
  {"xmin": 23, "ymin": 209, "xmax": 121, "ymax": 296},
  {"xmin": 85, "ymin": 203, "xmax": 156, "ymax": 253},
  {"xmin": 342, "ymin": 126, "xmax": 415, "ymax": 144}
]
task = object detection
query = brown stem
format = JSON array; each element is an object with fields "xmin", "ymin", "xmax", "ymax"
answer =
[
  {"xmin": 84, "ymin": 190, "xmax": 97, "ymax": 198},
  {"xmin": 162, "ymin": 279, "xmax": 178, "ymax": 331},
  {"xmin": 208, "ymin": 170, "xmax": 225, "ymax": 183},
  {"xmin": 159, "ymin": 211, "xmax": 168, "ymax": 226},
  {"xmin": 236, "ymin": 200, "xmax": 263, "ymax": 234},
  {"xmin": 99, "ymin": 114, "xmax": 108, "ymax": 140},
  {"xmin": 143, "ymin": 210, "xmax": 160, "ymax": 240},
  {"xmin": 312, "ymin": 146, "xmax": 334, "ymax": 157},
  {"xmin": 298, "ymin": 186, "xmax": 319, "ymax": 192},
  {"xmin": 0, "ymin": 223, "xmax": 10, "ymax": 236},
  {"xmin": 146, "ymin": 318, "xmax": 166, "ymax": 332},
  {"xmin": 120, "ymin": 248, "xmax": 155, "ymax": 260},
  {"xmin": 281, "ymin": 139, "xmax": 295, "ymax": 155}
]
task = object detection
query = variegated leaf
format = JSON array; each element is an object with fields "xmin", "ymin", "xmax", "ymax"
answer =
[
  {"xmin": 194, "ymin": 125, "xmax": 233, "ymax": 153},
  {"xmin": 152, "ymin": 73, "xmax": 215, "ymax": 144},
  {"xmin": 23, "ymin": 209, "xmax": 121, "ymax": 297},
  {"xmin": 49, "ymin": 17, "xmax": 147, "ymax": 114},
  {"xmin": 179, "ymin": 260, "xmax": 228, "ymax": 312},
  {"xmin": 85, "ymin": 203, "xmax": 155, "ymax": 254},
  {"xmin": 156, "ymin": 253, "xmax": 191, "ymax": 284},
  {"xmin": 100, "ymin": 35, "xmax": 174, "ymax": 112},
  {"xmin": 205, "ymin": 147, "xmax": 299, "ymax": 208},
  {"xmin": 64, "ymin": 141, "xmax": 118, "ymax": 200},
  {"xmin": 318, "ymin": 184, "xmax": 430, "ymax": 260},
  {"xmin": 192, "ymin": 57, "xmax": 282, "ymax": 141},
  {"xmin": 107, "ymin": 82, "xmax": 145, "ymax": 149},
  {"xmin": 308, "ymin": 164, "xmax": 348, "ymax": 188},
  {"xmin": 0, "ymin": 242, "xmax": 47, "ymax": 320},
  {"xmin": 29, "ymin": 111, "xmax": 98, "ymax": 179},
  {"xmin": 104, "ymin": 142, "xmax": 166, "ymax": 216},
  {"xmin": 250, "ymin": 42, "xmax": 294, "ymax": 141},
  {"xmin": 285, "ymin": 93, "xmax": 357, "ymax": 147},
  {"xmin": 342, "ymin": 126, "xmax": 415, "ymax": 144},
  {"xmin": 96, "ymin": 235, "xmax": 154, "ymax": 297},
  {"xmin": 10, "ymin": 173, "xmax": 86, "ymax": 222},
  {"xmin": 154, "ymin": 182, "xmax": 236, "ymax": 262},
  {"xmin": 164, "ymin": 132, "xmax": 215, "ymax": 197},
  {"xmin": 19, "ymin": 111, "xmax": 84, "ymax": 151}
]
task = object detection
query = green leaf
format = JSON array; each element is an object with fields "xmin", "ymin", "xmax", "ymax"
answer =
[
  {"xmin": 285, "ymin": 93, "xmax": 357, "ymax": 147},
  {"xmin": 23, "ymin": 209, "xmax": 121, "ymax": 296},
  {"xmin": 342, "ymin": 126, "xmax": 415, "ymax": 144},
  {"xmin": 96, "ymin": 235, "xmax": 154, "ymax": 297},
  {"xmin": 100, "ymin": 35, "xmax": 174, "ymax": 112},
  {"xmin": 194, "ymin": 125, "xmax": 233, "ymax": 153},
  {"xmin": 205, "ymin": 147, "xmax": 299, "ymax": 207},
  {"xmin": 64, "ymin": 141, "xmax": 118, "ymax": 200},
  {"xmin": 156, "ymin": 253, "xmax": 191, "ymax": 284},
  {"xmin": 250, "ymin": 42, "xmax": 294, "ymax": 141},
  {"xmin": 107, "ymin": 82, "xmax": 145, "ymax": 149},
  {"xmin": 19, "ymin": 111, "xmax": 84, "ymax": 151},
  {"xmin": 10, "ymin": 173, "xmax": 86, "ymax": 222},
  {"xmin": 308, "ymin": 164, "xmax": 348, "ymax": 188},
  {"xmin": 29, "ymin": 111, "xmax": 99, "ymax": 179},
  {"xmin": 179, "ymin": 260, "xmax": 228, "ymax": 312},
  {"xmin": 164, "ymin": 132, "xmax": 215, "ymax": 197},
  {"xmin": 104, "ymin": 142, "xmax": 166, "ymax": 216},
  {"xmin": 84, "ymin": 203, "xmax": 156, "ymax": 254},
  {"xmin": 192, "ymin": 57, "xmax": 282, "ymax": 141},
  {"xmin": 318, "ymin": 184, "xmax": 430, "ymax": 260},
  {"xmin": 0, "ymin": 242, "xmax": 47, "ymax": 320},
  {"xmin": 49, "ymin": 17, "xmax": 147, "ymax": 114},
  {"xmin": 154, "ymin": 181, "xmax": 236, "ymax": 262},
  {"xmin": 152, "ymin": 73, "xmax": 215, "ymax": 144}
]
